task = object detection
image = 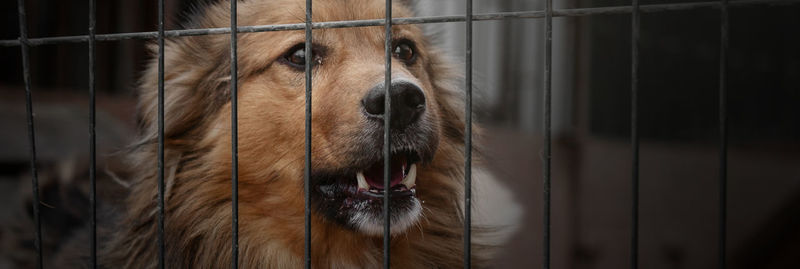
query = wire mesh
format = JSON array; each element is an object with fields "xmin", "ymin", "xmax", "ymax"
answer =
[
  {"xmin": 304, "ymin": 0, "xmax": 313, "ymax": 268},
  {"xmin": 4, "ymin": 0, "xmax": 797, "ymax": 48},
  {"xmin": 630, "ymin": 0, "xmax": 641, "ymax": 268},
  {"xmin": 542, "ymin": 0, "xmax": 553, "ymax": 267},
  {"xmin": 718, "ymin": 0, "xmax": 730, "ymax": 268},
  {"xmin": 88, "ymin": 0, "xmax": 97, "ymax": 267},
  {"xmin": 7, "ymin": 0, "xmax": 800, "ymax": 268},
  {"xmin": 15, "ymin": 0, "xmax": 43, "ymax": 268},
  {"xmin": 230, "ymin": 0, "xmax": 240, "ymax": 267},
  {"xmin": 383, "ymin": 1, "xmax": 394, "ymax": 268},
  {"xmin": 156, "ymin": 0, "xmax": 166, "ymax": 267},
  {"xmin": 464, "ymin": 0, "xmax": 473, "ymax": 267}
]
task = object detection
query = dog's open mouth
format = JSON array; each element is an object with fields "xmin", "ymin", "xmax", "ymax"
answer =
[
  {"xmin": 312, "ymin": 150, "xmax": 424, "ymax": 236},
  {"xmin": 356, "ymin": 152, "xmax": 418, "ymax": 196}
]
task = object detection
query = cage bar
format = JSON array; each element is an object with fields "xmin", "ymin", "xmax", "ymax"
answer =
[
  {"xmin": 383, "ymin": 0, "xmax": 393, "ymax": 268},
  {"xmin": 15, "ymin": 0, "xmax": 43, "ymax": 268},
  {"xmin": 2, "ymin": 0, "xmax": 796, "ymax": 48},
  {"xmin": 304, "ymin": 0, "xmax": 313, "ymax": 268},
  {"xmin": 543, "ymin": 0, "xmax": 553, "ymax": 268},
  {"xmin": 718, "ymin": 0, "xmax": 729, "ymax": 268},
  {"xmin": 630, "ymin": 0, "xmax": 641, "ymax": 268},
  {"xmin": 230, "ymin": 0, "xmax": 240, "ymax": 267},
  {"xmin": 156, "ymin": 0, "xmax": 166, "ymax": 267},
  {"xmin": 88, "ymin": 0, "xmax": 97, "ymax": 267},
  {"xmin": 463, "ymin": 0, "xmax": 473, "ymax": 267}
]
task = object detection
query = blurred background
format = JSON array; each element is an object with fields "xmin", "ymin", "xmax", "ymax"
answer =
[{"xmin": 1, "ymin": 0, "xmax": 798, "ymax": 268}]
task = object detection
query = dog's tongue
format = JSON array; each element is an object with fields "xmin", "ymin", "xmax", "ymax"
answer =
[{"xmin": 363, "ymin": 155, "xmax": 406, "ymax": 189}]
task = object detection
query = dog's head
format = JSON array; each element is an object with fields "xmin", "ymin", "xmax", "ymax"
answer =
[{"xmin": 135, "ymin": 0, "xmax": 466, "ymax": 238}]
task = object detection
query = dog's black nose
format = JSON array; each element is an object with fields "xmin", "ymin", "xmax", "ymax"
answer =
[{"xmin": 362, "ymin": 81, "xmax": 426, "ymax": 128}]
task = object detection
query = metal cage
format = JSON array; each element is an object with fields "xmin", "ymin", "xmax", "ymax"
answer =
[{"xmin": 3, "ymin": 0, "xmax": 799, "ymax": 268}]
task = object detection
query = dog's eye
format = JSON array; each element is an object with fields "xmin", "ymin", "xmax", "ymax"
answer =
[
  {"xmin": 393, "ymin": 40, "xmax": 416, "ymax": 63},
  {"xmin": 281, "ymin": 44, "xmax": 321, "ymax": 70},
  {"xmin": 285, "ymin": 45, "xmax": 306, "ymax": 67},
  {"xmin": 287, "ymin": 47, "xmax": 306, "ymax": 66}
]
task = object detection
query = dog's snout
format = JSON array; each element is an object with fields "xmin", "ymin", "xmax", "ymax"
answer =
[{"xmin": 362, "ymin": 81, "xmax": 426, "ymax": 128}]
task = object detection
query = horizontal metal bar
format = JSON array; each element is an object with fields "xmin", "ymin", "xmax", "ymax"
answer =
[{"xmin": 1, "ymin": 0, "xmax": 795, "ymax": 47}]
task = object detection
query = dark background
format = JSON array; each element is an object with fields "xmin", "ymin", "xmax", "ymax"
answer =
[{"xmin": 0, "ymin": 0, "xmax": 798, "ymax": 268}]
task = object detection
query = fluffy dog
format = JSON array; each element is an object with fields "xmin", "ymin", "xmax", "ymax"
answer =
[{"xmin": 102, "ymin": 0, "xmax": 503, "ymax": 267}]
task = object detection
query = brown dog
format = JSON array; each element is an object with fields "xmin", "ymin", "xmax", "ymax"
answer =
[{"xmin": 102, "ymin": 0, "xmax": 498, "ymax": 267}]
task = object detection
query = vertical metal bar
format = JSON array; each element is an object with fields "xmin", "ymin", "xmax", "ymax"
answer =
[
  {"xmin": 156, "ymin": 0, "xmax": 166, "ymax": 267},
  {"xmin": 463, "ymin": 0, "xmax": 473, "ymax": 268},
  {"xmin": 15, "ymin": 0, "xmax": 42, "ymax": 268},
  {"xmin": 383, "ymin": 0, "xmax": 393, "ymax": 268},
  {"xmin": 543, "ymin": 0, "xmax": 553, "ymax": 267},
  {"xmin": 718, "ymin": 0, "xmax": 729, "ymax": 268},
  {"xmin": 230, "ymin": 0, "xmax": 240, "ymax": 267},
  {"xmin": 88, "ymin": 0, "xmax": 97, "ymax": 267},
  {"xmin": 304, "ymin": 0, "xmax": 313, "ymax": 268},
  {"xmin": 630, "ymin": 0, "xmax": 641, "ymax": 268}
]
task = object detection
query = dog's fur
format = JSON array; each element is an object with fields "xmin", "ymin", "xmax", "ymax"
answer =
[{"xmin": 101, "ymin": 0, "xmax": 493, "ymax": 267}]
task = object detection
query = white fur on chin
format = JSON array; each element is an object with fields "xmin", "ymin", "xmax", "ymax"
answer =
[{"xmin": 350, "ymin": 197, "xmax": 423, "ymax": 236}]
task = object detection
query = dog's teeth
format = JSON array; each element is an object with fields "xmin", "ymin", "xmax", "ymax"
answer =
[
  {"xmin": 400, "ymin": 163, "xmax": 417, "ymax": 188},
  {"xmin": 357, "ymin": 171, "xmax": 369, "ymax": 191}
]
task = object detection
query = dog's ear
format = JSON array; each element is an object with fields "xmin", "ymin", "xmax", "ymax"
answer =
[{"xmin": 136, "ymin": 2, "xmax": 235, "ymax": 144}]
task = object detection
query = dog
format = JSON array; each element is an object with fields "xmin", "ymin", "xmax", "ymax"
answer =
[{"xmin": 99, "ymin": 0, "xmax": 517, "ymax": 267}]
